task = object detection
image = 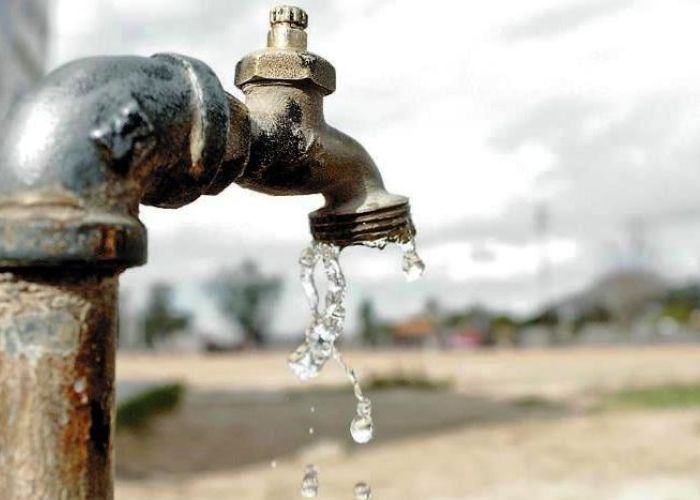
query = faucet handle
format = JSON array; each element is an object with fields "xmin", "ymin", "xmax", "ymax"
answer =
[{"xmin": 270, "ymin": 5, "xmax": 308, "ymax": 29}]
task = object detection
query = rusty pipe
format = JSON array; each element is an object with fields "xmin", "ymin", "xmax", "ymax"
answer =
[
  {"xmin": 234, "ymin": 6, "xmax": 416, "ymax": 247},
  {"xmin": 0, "ymin": 54, "xmax": 249, "ymax": 499},
  {"xmin": 0, "ymin": 271, "xmax": 117, "ymax": 499}
]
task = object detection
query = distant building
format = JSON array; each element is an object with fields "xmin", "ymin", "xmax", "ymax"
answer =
[
  {"xmin": 446, "ymin": 327, "xmax": 485, "ymax": 349},
  {"xmin": 0, "ymin": 0, "xmax": 48, "ymax": 122},
  {"xmin": 391, "ymin": 317, "xmax": 437, "ymax": 347}
]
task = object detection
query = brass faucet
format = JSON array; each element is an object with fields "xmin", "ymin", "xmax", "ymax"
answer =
[{"xmin": 235, "ymin": 6, "xmax": 415, "ymax": 247}]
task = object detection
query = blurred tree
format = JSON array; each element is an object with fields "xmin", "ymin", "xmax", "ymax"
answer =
[
  {"xmin": 659, "ymin": 284, "xmax": 700, "ymax": 325},
  {"xmin": 571, "ymin": 304, "xmax": 613, "ymax": 334},
  {"xmin": 142, "ymin": 283, "xmax": 191, "ymax": 349},
  {"xmin": 489, "ymin": 314, "xmax": 517, "ymax": 346},
  {"xmin": 359, "ymin": 299, "xmax": 380, "ymax": 346},
  {"xmin": 522, "ymin": 307, "xmax": 559, "ymax": 327},
  {"xmin": 206, "ymin": 261, "xmax": 282, "ymax": 347}
]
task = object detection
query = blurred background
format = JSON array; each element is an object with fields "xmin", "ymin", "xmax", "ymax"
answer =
[{"xmin": 2, "ymin": 0, "xmax": 700, "ymax": 498}]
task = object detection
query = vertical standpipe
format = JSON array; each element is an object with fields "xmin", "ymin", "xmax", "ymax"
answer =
[
  {"xmin": 0, "ymin": 271, "xmax": 117, "ymax": 498},
  {"xmin": 0, "ymin": 53, "xmax": 247, "ymax": 499}
]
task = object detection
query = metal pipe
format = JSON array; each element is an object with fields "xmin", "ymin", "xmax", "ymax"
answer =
[
  {"xmin": 0, "ymin": 53, "xmax": 248, "ymax": 500},
  {"xmin": 0, "ymin": 271, "xmax": 117, "ymax": 498}
]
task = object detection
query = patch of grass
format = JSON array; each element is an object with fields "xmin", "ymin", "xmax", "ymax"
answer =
[
  {"xmin": 287, "ymin": 371, "xmax": 451, "ymax": 398},
  {"xmin": 117, "ymin": 383, "xmax": 185, "ymax": 430},
  {"xmin": 604, "ymin": 383, "xmax": 700, "ymax": 410},
  {"xmin": 365, "ymin": 372, "xmax": 452, "ymax": 392},
  {"xmin": 510, "ymin": 395, "xmax": 559, "ymax": 409}
]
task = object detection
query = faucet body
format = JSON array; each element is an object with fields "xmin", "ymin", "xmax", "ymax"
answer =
[
  {"xmin": 0, "ymin": 6, "xmax": 415, "ymax": 499},
  {"xmin": 238, "ymin": 83, "xmax": 412, "ymax": 244},
  {"xmin": 234, "ymin": 6, "xmax": 415, "ymax": 246}
]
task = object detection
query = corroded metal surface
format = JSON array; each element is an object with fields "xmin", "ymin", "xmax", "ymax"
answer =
[
  {"xmin": 0, "ymin": 272, "xmax": 116, "ymax": 499},
  {"xmin": 235, "ymin": 6, "xmax": 416, "ymax": 247}
]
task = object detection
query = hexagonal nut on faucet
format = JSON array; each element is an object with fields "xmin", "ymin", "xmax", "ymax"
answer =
[{"xmin": 235, "ymin": 5, "xmax": 336, "ymax": 95}]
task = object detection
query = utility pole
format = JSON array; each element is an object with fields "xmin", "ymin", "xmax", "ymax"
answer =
[{"xmin": 534, "ymin": 203, "xmax": 551, "ymax": 307}]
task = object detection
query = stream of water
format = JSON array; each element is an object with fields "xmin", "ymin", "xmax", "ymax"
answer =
[{"xmin": 289, "ymin": 238, "xmax": 425, "ymax": 498}]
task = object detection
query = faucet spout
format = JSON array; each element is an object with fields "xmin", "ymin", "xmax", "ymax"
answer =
[
  {"xmin": 307, "ymin": 125, "xmax": 414, "ymax": 246},
  {"xmin": 234, "ymin": 5, "xmax": 416, "ymax": 247}
]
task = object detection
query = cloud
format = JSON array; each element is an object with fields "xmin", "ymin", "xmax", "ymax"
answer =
[{"xmin": 502, "ymin": 0, "xmax": 637, "ymax": 42}]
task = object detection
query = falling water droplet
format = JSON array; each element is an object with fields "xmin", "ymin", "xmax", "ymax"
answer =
[
  {"xmin": 350, "ymin": 414, "xmax": 374, "ymax": 444},
  {"xmin": 289, "ymin": 242, "xmax": 347, "ymax": 381},
  {"xmin": 350, "ymin": 397, "xmax": 374, "ymax": 444},
  {"xmin": 308, "ymin": 426, "xmax": 315, "ymax": 435},
  {"xmin": 310, "ymin": 406, "xmax": 315, "ymax": 414},
  {"xmin": 400, "ymin": 239, "xmax": 425, "ymax": 282},
  {"xmin": 354, "ymin": 482, "xmax": 372, "ymax": 499},
  {"xmin": 270, "ymin": 460, "xmax": 278, "ymax": 469},
  {"xmin": 301, "ymin": 464, "xmax": 319, "ymax": 498},
  {"xmin": 292, "ymin": 238, "xmax": 424, "ymax": 453}
]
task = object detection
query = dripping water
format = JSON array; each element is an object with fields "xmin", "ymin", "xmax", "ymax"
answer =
[
  {"xmin": 301, "ymin": 464, "xmax": 319, "ymax": 498},
  {"xmin": 400, "ymin": 239, "xmax": 426, "ymax": 282},
  {"xmin": 354, "ymin": 481, "xmax": 372, "ymax": 499},
  {"xmin": 288, "ymin": 238, "xmax": 424, "ymax": 496}
]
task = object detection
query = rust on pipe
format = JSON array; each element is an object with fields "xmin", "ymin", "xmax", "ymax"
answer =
[{"xmin": 0, "ymin": 271, "xmax": 117, "ymax": 499}]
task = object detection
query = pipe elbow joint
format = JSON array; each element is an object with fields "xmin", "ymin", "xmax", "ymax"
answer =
[{"xmin": 0, "ymin": 54, "xmax": 250, "ymax": 270}]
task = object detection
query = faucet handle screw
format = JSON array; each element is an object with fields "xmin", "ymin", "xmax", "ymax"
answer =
[{"xmin": 270, "ymin": 5, "xmax": 308, "ymax": 29}]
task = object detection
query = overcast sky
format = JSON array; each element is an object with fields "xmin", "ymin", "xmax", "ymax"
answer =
[{"xmin": 47, "ymin": 0, "xmax": 700, "ymax": 335}]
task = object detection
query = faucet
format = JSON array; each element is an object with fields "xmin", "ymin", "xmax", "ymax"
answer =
[
  {"xmin": 235, "ymin": 5, "xmax": 415, "ymax": 247},
  {"xmin": 0, "ymin": 6, "xmax": 414, "ymax": 499},
  {"xmin": 0, "ymin": 6, "xmax": 414, "ymax": 269}
]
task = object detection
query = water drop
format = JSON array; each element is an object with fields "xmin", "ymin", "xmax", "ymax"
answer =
[
  {"xmin": 354, "ymin": 482, "xmax": 372, "ymax": 499},
  {"xmin": 350, "ymin": 414, "xmax": 373, "ymax": 444},
  {"xmin": 301, "ymin": 464, "xmax": 319, "ymax": 498},
  {"xmin": 308, "ymin": 426, "xmax": 315, "ymax": 435},
  {"xmin": 350, "ymin": 397, "xmax": 374, "ymax": 444},
  {"xmin": 288, "ymin": 343, "xmax": 319, "ymax": 381},
  {"xmin": 310, "ymin": 406, "xmax": 315, "ymax": 414},
  {"xmin": 270, "ymin": 460, "xmax": 277, "ymax": 469},
  {"xmin": 400, "ymin": 239, "xmax": 425, "ymax": 282}
]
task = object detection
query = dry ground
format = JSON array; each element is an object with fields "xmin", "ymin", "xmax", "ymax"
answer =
[{"xmin": 115, "ymin": 347, "xmax": 700, "ymax": 499}]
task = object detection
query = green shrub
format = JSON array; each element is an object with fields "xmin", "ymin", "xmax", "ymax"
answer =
[
  {"xmin": 604, "ymin": 383, "xmax": 700, "ymax": 410},
  {"xmin": 365, "ymin": 372, "xmax": 451, "ymax": 391},
  {"xmin": 117, "ymin": 383, "xmax": 185, "ymax": 430}
]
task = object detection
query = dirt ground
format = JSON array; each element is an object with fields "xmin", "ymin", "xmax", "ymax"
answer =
[{"xmin": 115, "ymin": 347, "xmax": 700, "ymax": 499}]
